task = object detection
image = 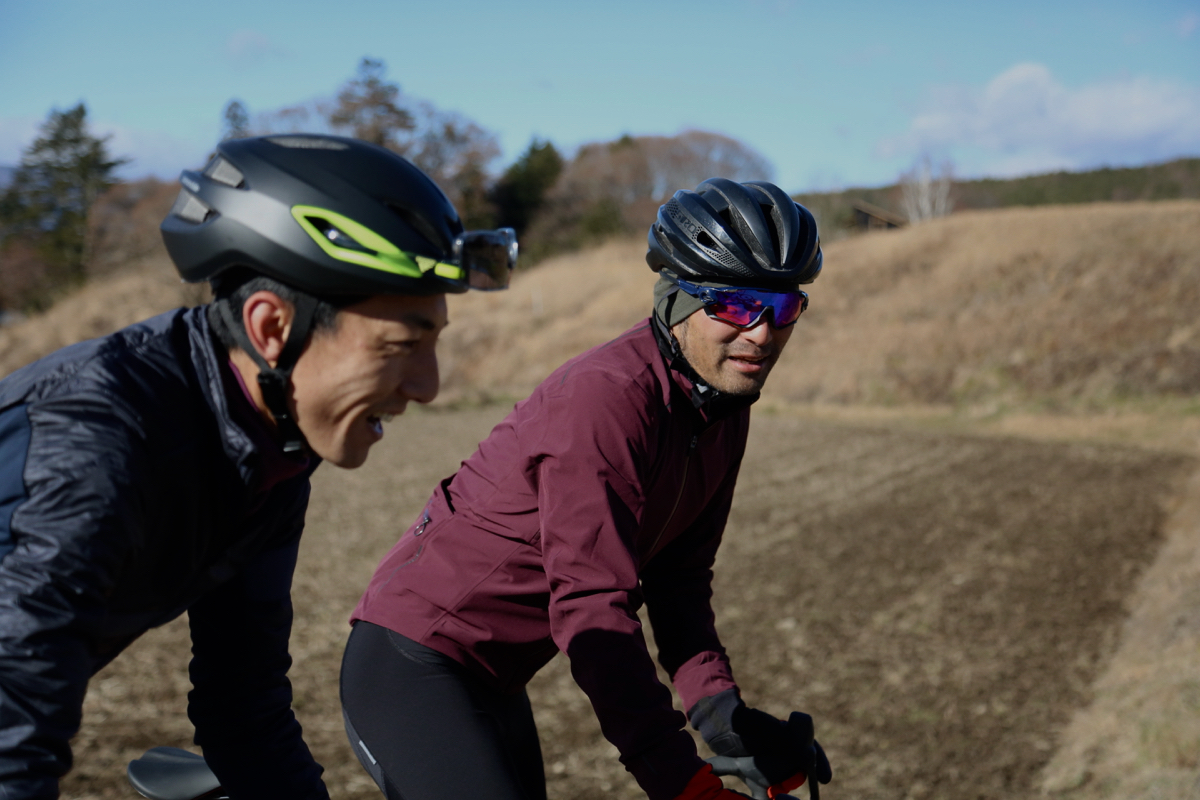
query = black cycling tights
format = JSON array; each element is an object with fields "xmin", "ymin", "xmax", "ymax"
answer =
[{"xmin": 340, "ymin": 621, "xmax": 547, "ymax": 800}]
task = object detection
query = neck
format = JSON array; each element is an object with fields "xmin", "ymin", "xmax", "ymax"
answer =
[{"xmin": 228, "ymin": 348, "xmax": 273, "ymax": 425}]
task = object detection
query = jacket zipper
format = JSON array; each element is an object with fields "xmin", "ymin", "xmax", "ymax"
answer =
[{"xmin": 647, "ymin": 433, "xmax": 699, "ymax": 557}]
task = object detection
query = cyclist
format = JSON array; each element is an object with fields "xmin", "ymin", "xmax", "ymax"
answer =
[
  {"xmin": 0, "ymin": 134, "xmax": 515, "ymax": 799},
  {"xmin": 344, "ymin": 178, "xmax": 833, "ymax": 800}
]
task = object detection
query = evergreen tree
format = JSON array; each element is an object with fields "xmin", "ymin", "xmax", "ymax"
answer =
[
  {"xmin": 0, "ymin": 103, "xmax": 127, "ymax": 294},
  {"xmin": 490, "ymin": 139, "xmax": 563, "ymax": 236}
]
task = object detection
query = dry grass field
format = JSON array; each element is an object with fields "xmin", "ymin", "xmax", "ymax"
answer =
[
  {"xmin": 432, "ymin": 200, "xmax": 1200, "ymax": 411},
  {"xmin": 4, "ymin": 199, "xmax": 1200, "ymax": 799}
]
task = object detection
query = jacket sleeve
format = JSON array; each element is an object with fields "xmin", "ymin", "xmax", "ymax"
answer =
[
  {"xmin": 0, "ymin": 401, "xmax": 141, "ymax": 800},
  {"xmin": 534, "ymin": 374, "xmax": 707, "ymax": 800},
  {"xmin": 641, "ymin": 455, "xmax": 743, "ymax": 715},
  {"xmin": 186, "ymin": 483, "xmax": 329, "ymax": 800}
]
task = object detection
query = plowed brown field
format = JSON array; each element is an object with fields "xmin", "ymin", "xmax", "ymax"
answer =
[{"xmin": 60, "ymin": 406, "xmax": 1192, "ymax": 800}]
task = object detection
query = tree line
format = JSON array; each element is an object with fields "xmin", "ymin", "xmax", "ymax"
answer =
[{"xmin": 0, "ymin": 57, "xmax": 774, "ymax": 315}]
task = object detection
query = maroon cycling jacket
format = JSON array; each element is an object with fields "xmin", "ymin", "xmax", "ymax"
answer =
[{"xmin": 353, "ymin": 319, "xmax": 752, "ymax": 800}]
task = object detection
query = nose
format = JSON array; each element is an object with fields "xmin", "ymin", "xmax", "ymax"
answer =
[
  {"xmin": 401, "ymin": 346, "xmax": 440, "ymax": 405},
  {"xmin": 739, "ymin": 317, "xmax": 778, "ymax": 347}
]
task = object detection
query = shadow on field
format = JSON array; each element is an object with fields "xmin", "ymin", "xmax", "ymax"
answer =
[{"xmin": 62, "ymin": 407, "xmax": 1192, "ymax": 800}]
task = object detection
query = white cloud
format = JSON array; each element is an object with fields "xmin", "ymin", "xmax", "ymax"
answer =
[
  {"xmin": 878, "ymin": 63, "xmax": 1200, "ymax": 177},
  {"xmin": 225, "ymin": 29, "xmax": 287, "ymax": 69}
]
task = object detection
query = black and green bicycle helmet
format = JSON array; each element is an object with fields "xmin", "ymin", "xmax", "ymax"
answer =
[
  {"xmin": 162, "ymin": 133, "xmax": 515, "ymax": 296},
  {"xmin": 160, "ymin": 134, "xmax": 517, "ymax": 453}
]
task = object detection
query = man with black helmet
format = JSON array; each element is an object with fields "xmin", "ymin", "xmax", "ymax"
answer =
[
  {"xmin": 344, "ymin": 178, "xmax": 833, "ymax": 800},
  {"xmin": 0, "ymin": 134, "xmax": 516, "ymax": 799}
]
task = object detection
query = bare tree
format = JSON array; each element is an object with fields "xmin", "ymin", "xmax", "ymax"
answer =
[
  {"xmin": 251, "ymin": 59, "xmax": 499, "ymax": 220},
  {"xmin": 328, "ymin": 57, "xmax": 414, "ymax": 149},
  {"xmin": 404, "ymin": 103, "xmax": 500, "ymax": 223},
  {"xmin": 549, "ymin": 130, "xmax": 775, "ymax": 214},
  {"xmin": 901, "ymin": 155, "xmax": 955, "ymax": 223},
  {"xmin": 221, "ymin": 100, "xmax": 251, "ymax": 141},
  {"xmin": 642, "ymin": 130, "xmax": 775, "ymax": 199},
  {"xmin": 523, "ymin": 130, "xmax": 777, "ymax": 258}
]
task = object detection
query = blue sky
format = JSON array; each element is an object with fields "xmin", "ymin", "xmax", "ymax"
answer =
[{"xmin": 2, "ymin": 0, "xmax": 1197, "ymax": 193}]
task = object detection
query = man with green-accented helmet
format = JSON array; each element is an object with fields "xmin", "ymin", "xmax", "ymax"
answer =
[{"xmin": 0, "ymin": 134, "xmax": 514, "ymax": 799}]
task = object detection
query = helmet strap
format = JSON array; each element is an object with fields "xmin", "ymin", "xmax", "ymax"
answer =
[
  {"xmin": 651, "ymin": 304, "xmax": 718, "ymax": 410},
  {"xmin": 652, "ymin": 295, "xmax": 760, "ymax": 417},
  {"xmin": 216, "ymin": 294, "xmax": 319, "ymax": 454}
]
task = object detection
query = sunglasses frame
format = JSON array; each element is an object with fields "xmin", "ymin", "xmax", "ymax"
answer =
[{"xmin": 673, "ymin": 277, "xmax": 809, "ymax": 329}]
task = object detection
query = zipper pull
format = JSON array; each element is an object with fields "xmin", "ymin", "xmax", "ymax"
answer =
[{"xmin": 689, "ymin": 434, "xmax": 698, "ymax": 454}]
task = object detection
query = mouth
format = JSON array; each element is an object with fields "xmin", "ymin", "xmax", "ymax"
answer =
[
  {"xmin": 726, "ymin": 352, "xmax": 769, "ymax": 373},
  {"xmin": 365, "ymin": 411, "xmax": 399, "ymax": 437}
]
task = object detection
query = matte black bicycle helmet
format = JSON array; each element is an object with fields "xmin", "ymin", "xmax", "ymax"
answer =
[
  {"xmin": 162, "ymin": 134, "xmax": 471, "ymax": 297},
  {"xmin": 646, "ymin": 178, "xmax": 822, "ymax": 288}
]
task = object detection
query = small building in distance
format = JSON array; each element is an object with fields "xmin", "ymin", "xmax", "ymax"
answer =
[{"xmin": 851, "ymin": 199, "xmax": 907, "ymax": 231}]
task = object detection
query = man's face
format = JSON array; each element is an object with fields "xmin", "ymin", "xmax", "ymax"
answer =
[
  {"xmin": 673, "ymin": 308, "xmax": 795, "ymax": 395},
  {"xmin": 289, "ymin": 293, "xmax": 448, "ymax": 468}
]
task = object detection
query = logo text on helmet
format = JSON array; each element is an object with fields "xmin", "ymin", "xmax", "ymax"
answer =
[{"xmin": 668, "ymin": 203, "xmax": 704, "ymax": 240}]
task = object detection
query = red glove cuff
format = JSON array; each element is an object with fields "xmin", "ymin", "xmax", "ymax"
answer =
[
  {"xmin": 768, "ymin": 771, "xmax": 808, "ymax": 799},
  {"xmin": 675, "ymin": 764, "xmax": 729, "ymax": 800}
]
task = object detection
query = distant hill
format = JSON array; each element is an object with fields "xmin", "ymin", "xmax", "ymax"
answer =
[
  {"xmin": 797, "ymin": 157, "xmax": 1200, "ymax": 238},
  {"xmin": 5, "ymin": 199, "xmax": 1200, "ymax": 414},
  {"xmin": 432, "ymin": 200, "xmax": 1200, "ymax": 410}
]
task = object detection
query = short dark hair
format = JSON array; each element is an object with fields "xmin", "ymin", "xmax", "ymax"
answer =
[{"xmin": 207, "ymin": 270, "xmax": 348, "ymax": 354}]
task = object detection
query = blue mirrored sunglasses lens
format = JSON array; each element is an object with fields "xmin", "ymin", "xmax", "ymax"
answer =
[{"xmin": 706, "ymin": 288, "xmax": 807, "ymax": 328}]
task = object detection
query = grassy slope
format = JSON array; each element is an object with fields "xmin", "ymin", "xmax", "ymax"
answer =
[{"xmin": 438, "ymin": 200, "xmax": 1200, "ymax": 414}]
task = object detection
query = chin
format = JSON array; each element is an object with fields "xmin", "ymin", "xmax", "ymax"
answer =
[
  {"xmin": 724, "ymin": 383, "xmax": 766, "ymax": 396},
  {"xmin": 714, "ymin": 373, "xmax": 770, "ymax": 396},
  {"xmin": 311, "ymin": 439, "xmax": 371, "ymax": 469},
  {"xmin": 336, "ymin": 447, "xmax": 371, "ymax": 469}
]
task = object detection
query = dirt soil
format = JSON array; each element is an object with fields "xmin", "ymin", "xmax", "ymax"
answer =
[{"xmin": 59, "ymin": 406, "xmax": 1192, "ymax": 800}]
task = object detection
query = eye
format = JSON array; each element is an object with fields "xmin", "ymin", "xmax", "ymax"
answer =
[{"xmin": 384, "ymin": 338, "xmax": 421, "ymax": 354}]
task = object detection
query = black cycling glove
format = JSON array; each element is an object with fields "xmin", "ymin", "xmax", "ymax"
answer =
[{"xmin": 689, "ymin": 689, "xmax": 832, "ymax": 798}]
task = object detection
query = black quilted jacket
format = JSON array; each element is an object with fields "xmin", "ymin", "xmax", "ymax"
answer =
[{"xmin": 0, "ymin": 306, "xmax": 327, "ymax": 799}]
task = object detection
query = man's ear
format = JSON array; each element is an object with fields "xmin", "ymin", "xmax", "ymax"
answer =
[{"xmin": 240, "ymin": 291, "xmax": 295, "ymax": 366}]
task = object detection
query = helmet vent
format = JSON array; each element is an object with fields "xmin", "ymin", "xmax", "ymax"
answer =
[
  {"xmin": 387, "ymin": 203, "xmax": 450, "ymax": 255},
  {"xmin": 266, "ymin": 136, "xmax": 349, "ymax": 150},
  {"xmin": 305, "ymin": 217, "xmax": 375, "ymax": 254},
  {"xmin": 169, "ymin": 189, "xmax": 213, "ymax": 225},
  {"xmin": 696, "ymin": 230, "xmax": 718, "ymax": 250},
  {"xmin": 204, "ymin": 157, "xmax": 245, "ymax": 188}
]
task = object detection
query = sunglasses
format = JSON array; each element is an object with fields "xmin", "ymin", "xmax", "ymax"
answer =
[{"xmin": 673, "ymin": 277, "xmax": 809, "ymax": 329}]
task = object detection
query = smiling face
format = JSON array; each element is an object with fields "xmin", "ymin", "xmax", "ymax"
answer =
[
  {"xmin": 288, "ymin": 293, "xmax": 448, "ymax": 468},
  {"xmin": 672, "ymin": 308, "xmax": 795, "ymax": 395}
]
